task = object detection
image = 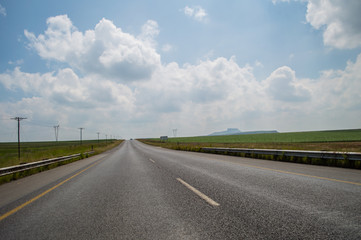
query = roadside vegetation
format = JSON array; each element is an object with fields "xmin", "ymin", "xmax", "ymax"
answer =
[
  {"xmin": 0, "ymin": 139, "xmax": 123, "ymax": 184},
  {"xmin": 138, "ymin": 129, "xmax": 361, "ymax": 153},
  {"xmin": 138, "ymin": 129, "xmax": 361, "ymax": 168},
  {"xmin": 0, "ymin": 139, "xmax": 123, "ymax": 168}
]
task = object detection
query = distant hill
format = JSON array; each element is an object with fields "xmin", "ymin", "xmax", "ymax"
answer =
[
  {"xmin": 209, "ymin": 128, "xmax": 278, "ymax": 136},
  {"xmin": 209, "ymin": 128, "xmax": 241, "ymax": 136}
]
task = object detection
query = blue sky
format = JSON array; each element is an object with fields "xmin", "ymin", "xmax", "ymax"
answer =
[{"xmin": 0, "ymin": 0, "xmax": 360, "ymax": 141}]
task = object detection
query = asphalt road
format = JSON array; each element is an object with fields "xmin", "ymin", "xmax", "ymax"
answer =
[{"xmin": 0, "ymin": 140, "xmax": 360, "ymax": 239}]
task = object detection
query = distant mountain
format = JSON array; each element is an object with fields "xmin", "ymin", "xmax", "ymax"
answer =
[
  {"xmin": 209, "ymin": 128, "xmax": 241, "ymax": 136},
  {"xmin": 209, "ymin": 128, "xmax": 278, "ymax": 136}
]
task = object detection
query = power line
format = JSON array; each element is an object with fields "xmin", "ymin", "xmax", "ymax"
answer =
[
  {"xmin": 2, "ymin": 117, "xmax": 119, "ymax": 142},
  {"xmin": 23, "ymin": 121, "xmax": 53, "ymax": 128},
  {"xmin": 0, "ymin": 118, "xmax": 13, "ymax": 121}
]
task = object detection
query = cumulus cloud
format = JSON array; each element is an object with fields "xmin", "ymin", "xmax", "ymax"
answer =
[
  {"xmin": 183, "ymin": 6, "xmax": 208, "ymax": 22},
  {"xmin": 1, "ymin": 53, "xmax": 361, "ymax": 139},
  {"xmin": 25, "ymin": 15, "xmax": 161, "ymax": 82},
  {"xmin": 0, "ymin": 67, "xmax": 134, "ymax": 110},
  {"xmin": 265, "ymin": 66, "xmax": 311, "ymax": 102},
  {"xmin": 0, "ymin": 66, "xmax": 136, "ymax": 140},
  {"xmin": 131, "ymin": 57, "xmax": 266, "ymax": 135},
  {"xmin": 1, "ymin": 14, "xmax": 360, "ymax": 140},
  {"xmin": 137, "ymin": 53, "xmax": 360, "ymax": 134},
  {"xmin": 306, "ymin": 0, "xmax": 361, "ymax": 49},
  {"xmin": 306, "ymin": 53, "xmax": 361, "ymax": 110},
  {"xmin": 273, "ymin": 0, "xmax": 361, "ymax": 49},
  {"xmin": 136, "ymin": 57, "xmax": 260, "ymax": 112},
  {"xmin": 275, "ymin": 0, "xmax": 361, "ymax": 49},
  {"xmin": 138, "ymin": 20, "xmax": 159, "ymax": 48}
]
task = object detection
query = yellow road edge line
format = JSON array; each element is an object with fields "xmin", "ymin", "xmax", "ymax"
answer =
[
  {"xmin": 176, "ymin": 178, "xmax": 220, "ymax": 207},
  {"xmin": 236, "ymin": 163, "xmax": 361, "ymax": 186},
  {"xmin": 0, "ymin": 160, "xmax": 102, "ymax": 222}
]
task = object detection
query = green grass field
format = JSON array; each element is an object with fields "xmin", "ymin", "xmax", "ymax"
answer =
[
  {"xmin": 164, "ymin": 129, "xmax": 361, "ymax": 143},
  {"xmin": 140, "ymin": 129, "xmax": 361, "ymax": 153},
  {"xmin": 0, "ymin": 140, "xmax": 122, "ymax": 168}
]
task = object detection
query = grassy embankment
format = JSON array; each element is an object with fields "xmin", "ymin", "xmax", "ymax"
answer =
[
  {"xmin": 138, "ymin": 129, "xmax": 361, "ymax": 168},
  {"xmin": 0, "ymin": 140, "xmax": 123, "ymax": 184}
]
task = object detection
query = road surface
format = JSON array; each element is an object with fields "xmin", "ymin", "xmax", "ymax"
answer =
[{"xmin": 0, "ymin": 140, "xmax": 360, "ymax": 239}]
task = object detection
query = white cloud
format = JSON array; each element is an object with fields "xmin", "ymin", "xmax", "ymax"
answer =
[
  {"xmin": 0, "ymin": 4, "xmax": 6, "ymax": 17},
  {"xmin": 0, "ymin": 67, "xmax": 134, "ymax": 110},
  {"xmin": 8, "ymin": 59, "xmax": 24, "ymax": 65},
  {"xmin": 131, "ymin": 57, "xmax": 265, "ymax": 135},
  {"xmin": 183, "ymin": 6, "xmax": 208, "ymax": 22},
  {"xmin": 306, "ymin": 0, "xmax": 361, "ymax": 49},
  {"xmin": 274, "ymin": 0, "xmax": 361, "ymax": 49},
  {"xmin": 0, "ymin": 67, "xmax": 136, "ymax": 140},
  {"xmin": 272, "ymin": 0, "xmax": 291, "ymax": 4},
  {"xmin": 25, "ymin": 15, "xmax": 161, "ymax": 82},
  {"xmin": 265, "ymin": 66, "xmax": 311, "ymax": 102},
  {"xmin": 184, "ymin": 6, "xmax": 194, "ymax": 17},
  {"xmin": 136, "ymin": 57, "xmax": 260, "ymax": 111},
  {"xmin": 1, "ymin": 52, "xmax": 361, "ymax": 139},
  {"xmin": 1, "ymin": 14, "xmax": 360, "ymax": 140},
  {"xmin": 138, "ymin": 20, "xmax": 159, "ymax": 48},
  {"xmin": 161, "ymin": 44, "xmax": 173, "ymax": 52},
  {"xmin": 305, "ymin": 53, "xmax": 361, "ymax": 111},
  {"xmin": 134, "ymin": 53, "xmax": 361, "ymax": 134}
]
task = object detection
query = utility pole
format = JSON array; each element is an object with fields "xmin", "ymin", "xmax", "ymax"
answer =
[
  {"xmin": 11, "ymin": 117, "xmax": 27, "ymax": 161},
  {"xmin": 54, "ymin": 125, "xmax": 59, "ymax": 142},
  {"xmin": 97, "ymin": 132, "xmax": 100, "ymax": 144},
  {"xmin": 105, "ymin": 134, "xmax": 107, "ymax": 144},
  {"xmin": 79, "ymin": 128, "xmax": 84, "ymax": 144},
  {"xmin": 173, "ymin": 129, "xmax": 178, "ymax": 137}
]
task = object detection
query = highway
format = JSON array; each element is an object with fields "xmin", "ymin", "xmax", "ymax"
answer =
[{"xmin": 0, "ymin": 140, "xmax": 360, "ymax": 239}]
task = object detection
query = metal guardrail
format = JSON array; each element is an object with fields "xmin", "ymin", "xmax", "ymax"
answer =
[
  {"xmin": 0, "ymin": 151, "xmax": 94, "ymax": 177},
  {"xmin": 201, "ymin": 147, "xmax": 361, "ymax": 161}
]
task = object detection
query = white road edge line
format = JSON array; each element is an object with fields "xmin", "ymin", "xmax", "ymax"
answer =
[
  {"xmin": 176, "ymin": 178, "xmax": 220, "ymax": 207},
  {"xmin": 149, "ymin": 158, "xmax": 155, "ymax": 163}
]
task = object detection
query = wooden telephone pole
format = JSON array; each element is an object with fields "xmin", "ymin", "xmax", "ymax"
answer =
[
  {"xmin": 11, "ymin": 117, "xmax": 27, "ymax": 160},
  {"xmin": 79, "ymin": 128, "xmax": 84, "ymax": 144}
]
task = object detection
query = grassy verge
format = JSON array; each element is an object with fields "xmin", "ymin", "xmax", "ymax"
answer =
[
  {"xmin": 0, "ymin": 140, "xmax": 122, "ymax": 168},
  {"xmin": 0, "ymin": 140, "xmax": 123, "ymax": 184},
  {"xmin": 138, "ymin": 140, "xmax": 361, "ymax": 152},
  {"xmin": 154, "ymin": 129, "xmax": 361, "ymax": 144},
  {"xmin": 138, "ymin": 129, "xmax": 361, "ymax": 169}
]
